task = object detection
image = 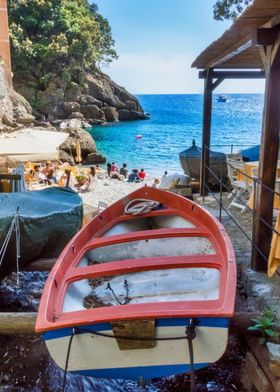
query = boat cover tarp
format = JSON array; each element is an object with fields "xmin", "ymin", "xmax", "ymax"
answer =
[
  {"xmin": 179, "ymin": 141, "xmax": 227, "ymax": 184},
  {"xmin": 0, "ymin": 187, "xmax": 83, "ymax": 279}
]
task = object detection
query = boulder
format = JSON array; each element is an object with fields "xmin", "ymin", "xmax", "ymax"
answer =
[
  {"xmin": 103, "ymin": 106, "xmax": 119, "ymax": 122},
  {"xmin": 63, "ymin": 102, "xmax": 81, "ymax": 114},
  {"xmin": 2, "ymin": 114, "xmax": 17, "ymax": 128},
  {"xmin": 79, "ymin": 95, "xmax": 103, "ymax": 108},
  {"xmin": 16, "ymin": 113, "xmax": 36, "ymax": 125},
  {"xmin": 68, "ymin": 112, "xmax": 84, "ymax": 119},
  {"xmin": 59, "ymin": 149, "xmax": 75, "ymax": 165},
  {"xmin": 117, "ymin": 109, "xmax": 148, "ymax": 121},
  {"xmin": 80, "ymin": 104, "xmax": 105, "ymax": 120},
  {"xmin": 84, "ymin": 152, "xmax": 106, "ymax": 164}
]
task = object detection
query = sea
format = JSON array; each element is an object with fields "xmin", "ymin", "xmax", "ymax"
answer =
[{"xmin": 89, "ymin": 94, "xmax": 264, "ymax": 177}]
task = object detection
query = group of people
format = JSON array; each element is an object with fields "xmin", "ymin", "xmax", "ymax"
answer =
[
  {"xmin": 25, "ymin": 162, "xmax": 104, "ymax": 193},
  {"xmin": 106, "ymin": 162, "xmax": 147, "ymax": 183}
]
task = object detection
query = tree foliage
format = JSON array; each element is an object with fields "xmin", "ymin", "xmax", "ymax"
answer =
[
  {"xmin": 213, "ymin": 0, "xmax": 253, "ymax": 21},
  {"xmin": 8, "ymin": 0, "xmax": 117, "ymax": 81}
]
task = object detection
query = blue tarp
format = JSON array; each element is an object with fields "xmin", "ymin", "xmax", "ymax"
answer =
[
  {"xmin": 241, "ymin": 145, "xmax": 260, "ymax": 162},
  {"xmin": 0, "ymin": 187, "xmax": 83, "ymax": 279}
]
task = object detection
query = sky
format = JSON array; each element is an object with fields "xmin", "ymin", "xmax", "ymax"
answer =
[{"xmin": 93, "ymin": 0, "xmax": 265, "ymax": 94}]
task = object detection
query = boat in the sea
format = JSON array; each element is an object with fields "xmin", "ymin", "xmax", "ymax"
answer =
[
  {"xmin": 217, "ymin": 95, "xmax": 227, "ymax": 102},
  {"xmin": 36, "ymin": 186, "xmax": 236, "ymax": 380},
  {"xmin": 0, "ymin": 187, "xmax": 83, "ymax": 280},
  {"xmin": 179, "ymin": 140, "xmax": 228, "ymax": 185}
]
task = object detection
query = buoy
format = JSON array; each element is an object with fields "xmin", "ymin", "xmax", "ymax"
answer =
[{"xmin": 136, "ymin": 135, "xmax": 142, "ymax": 139}]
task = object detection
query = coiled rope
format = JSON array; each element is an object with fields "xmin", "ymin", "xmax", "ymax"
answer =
[
  {"xmin": 124, "ymin": 199, "xmax": 160, "ymax": 216},
  {"xmin": 0, "ymin": 208, "xmax": 21, "ymax": 285}
]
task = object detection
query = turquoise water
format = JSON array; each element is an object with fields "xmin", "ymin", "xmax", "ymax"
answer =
[{"xmin": 89, "ymin": 94, "xmax": 264, "ymax": 177}]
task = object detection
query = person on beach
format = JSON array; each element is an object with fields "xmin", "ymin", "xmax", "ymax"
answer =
[
  {"xmin": 160, "ymin": 171, "xmax": 169, "ymax": 189},
  {"xmin": 128, "ymin": 169, "xmax": 140, "ymax": 183},
  {"xmin": 111, "ymin": 162, "xmax": 118, "ymax": 173},
  {"xmin": 45, "ymin": 168, "xmax": 58, "ymax": 185},
  {"xmin": 58, "ymin": 169, "xmax": 75, "ymax": 187},
  {"xmin": 88, "ymin": 166, "xmax": 96, "ymax": 185},
  {"xmin": 120, "ymin": 163, "xmax": 128, "ymax": 179},
  {"xmin": 138, "ymin": 168, "xmax": 146, "ymax": 181},
  {"xmin": 107, "ymin": 162, "xmax": 112, "ymax": 177},
  {"xmin": 95, "ymin": 164, "xmax": 102, "ymax": 174},
  {"xmin": 152, "ymin": 178, "xmax": 160, "ymax": 188},
  {"xmin": 33, "ymin": 165, "xmax": 47, "ymax": 184}
]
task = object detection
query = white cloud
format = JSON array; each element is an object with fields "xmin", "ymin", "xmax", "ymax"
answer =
[{"xmin": 102, "ymin": 53, "xmax": 265, "ymax": 94}]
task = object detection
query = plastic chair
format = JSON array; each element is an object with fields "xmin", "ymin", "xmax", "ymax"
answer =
[{"xmin": 226, "ymin": 157, "xmax": 250, "ymax": 213}]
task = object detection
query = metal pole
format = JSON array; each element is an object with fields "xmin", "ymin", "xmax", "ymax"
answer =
[
  {"xmin": 251, "ymin": 178, "xmax": 257, "ymax": 267},
  {"xmin": 219, "ymin": 158, "xmax": 223, "ymax": 222}
]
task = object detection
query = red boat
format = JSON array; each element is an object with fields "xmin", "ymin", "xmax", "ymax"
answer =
[{"xmin": 36, "ymin": 186, "xmax": 236, "ymax": 380}]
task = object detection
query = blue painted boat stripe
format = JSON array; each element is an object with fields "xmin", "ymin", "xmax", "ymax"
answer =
[
  {"xmin": 44, "ymin": 318, "xmax": 228, "ymax": 341},
  {"xmin": 70, "ymin": 363, "xmax": 209, "ymax": 380}
]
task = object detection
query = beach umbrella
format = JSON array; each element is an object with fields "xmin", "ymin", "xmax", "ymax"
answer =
[{"xmin": 0, "ymin": 129, "xmax": 68, "ymax": 162}]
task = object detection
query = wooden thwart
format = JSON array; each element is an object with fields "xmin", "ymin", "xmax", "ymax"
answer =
[{"xmin": 111, "ymin": 319, "xmax": 156, "ymax": 350}]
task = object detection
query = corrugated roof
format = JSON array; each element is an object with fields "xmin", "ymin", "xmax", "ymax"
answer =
[{"xmin": 192, "ymin": 0, "xmax": 280, "ymax": 69}]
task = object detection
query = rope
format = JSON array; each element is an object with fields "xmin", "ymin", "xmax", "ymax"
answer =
[
  {"xmin": 185, "ymin": 318, "xmax": 197, "ymax": 392},
  {"xmin": 106, "ymin": 279, "xmax": 129, "ymax": 305},
  {"xmin": 62, "ymin": 328, "xmax": 76, "ymax": 392},
  {"xmin": 0, "ymin": 208, "xmax": 21, "ymax": 285},
  {"xmin": 124, "ymin": 198, "xmax": 160, "ymax": 216}
]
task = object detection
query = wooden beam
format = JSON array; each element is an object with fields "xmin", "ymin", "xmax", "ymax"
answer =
[
  {"xmin": 206, "ymin": 35, "xmax": 253, "ymax": 68},
  {"xmin": 200, "ymin": 68, "xmax": 213, "ymax": 196},
  {"xmin": 0, "ymin": 312, "xmax": 37, "ymax": 335},
  {"xmin": 252, "ymin": 43, "xmax": 280, "ymax": 271},
  {"xmin": 199, "ymin": 70, "xmax": 265, "ymax": 80},
  {"xmin": 0, "ymin": 311, "xmax": 261, "ymax": 336},
  {"xmin": 212, "ymin": 77, "xmax": 224, "ymax": 91},
  {"xmin": 253, "ymin": 26, "xmax": 280, "ymax": 46}
]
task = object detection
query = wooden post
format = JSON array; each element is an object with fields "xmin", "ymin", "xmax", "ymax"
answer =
[
  {"xmin": 200, "ymin": 68, "xmax": 214, "ymax": 196},
  {"xmin": 0, "ymin": 0, "xmax": 12, "ymax": 87},
  {"xmin": 252, "ymin": 40, "xmax": 280, "ymax": 271}
]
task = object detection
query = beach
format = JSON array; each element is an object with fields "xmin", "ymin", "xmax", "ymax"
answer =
[{"xmin": 79, "ymin": 175, "xmax": 155, "ymax": 208}]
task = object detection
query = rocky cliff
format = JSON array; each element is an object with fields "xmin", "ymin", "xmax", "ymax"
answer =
[
  {"xmin": 14, "ymin": 70, "xmax": 148, "ymax": 125},
  {"xmin": 0, "ymin": 65, "xmax": 105, "ymax": 164}
]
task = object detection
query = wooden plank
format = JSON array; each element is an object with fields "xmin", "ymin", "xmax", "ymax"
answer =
[
  {"xmin": 200, "ymin": 68, "xmax": 213, "ymax": 197},
  {"xmin": 252, "ymin": 47, "xmax": 280, "ymax": 271},
  {"xmin": 21, "ymin": 258, "xmax": 56, "ymax": 272},
  {"xmin": 247, "ymin": 337, "xmax": 280, "ymax": 391},
  {"xmin": 0, "ymin": 312, "xmax": 37, "ymax": 335},
  {"xmin": 199, "ymin": 70, "xmax": 265, "ymax": 79},
  {"xmin": 253, "ymin": 26, "xmax": 280, "ymax": 46},
  {"xmin": 111, "ymin": 319, "xmax": 156, "ymax": 350},
  {"xmin": 245, "ymin": 351, "xmax": 273, "ymax": 392}
]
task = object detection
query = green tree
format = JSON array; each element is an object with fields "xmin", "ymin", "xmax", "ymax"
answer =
[
  {"xmin": 8, "ymin": 0, "xmax": 117, "ymax": 83},
  {"xmin": 213, "ymin": 0, "xmax": 253, "ymax": 21}
]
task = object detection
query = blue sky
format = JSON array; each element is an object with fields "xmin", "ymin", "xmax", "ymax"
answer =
[{"xmin": 93, "ymin": 0, "xmax": 265, "ymax": 94}]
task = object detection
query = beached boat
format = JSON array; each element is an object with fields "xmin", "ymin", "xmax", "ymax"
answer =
[
  {"xmin": 36, "ymin": 187, "xmax": 236, "ymax": 380},
  {"xmin": 179, "ymin": 140, "xmax": 228, "ymax": 185}
]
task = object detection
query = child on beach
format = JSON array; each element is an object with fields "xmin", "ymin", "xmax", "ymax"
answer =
[{"xmin": 152, "ymin": 178, "xmax": 160, "ymax": 188}]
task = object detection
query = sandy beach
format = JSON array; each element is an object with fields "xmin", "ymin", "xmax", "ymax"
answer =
[{"xmin": 79, "ymin": 175, "xmax": 155, "ymax": 209}]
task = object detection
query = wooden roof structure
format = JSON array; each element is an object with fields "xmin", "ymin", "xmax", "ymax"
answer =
[
  {"xmin": 193, "ymin": 0, "xmax": 280, "ymax": 272},
  {"xmin": 192, "ymin": 0, "xmax": 280, "ymax": 69}
]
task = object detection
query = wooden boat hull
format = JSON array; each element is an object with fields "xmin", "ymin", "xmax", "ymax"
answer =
[
  {"xmin": 36, "ymin": 187, "xmax": 236, "ymax": 380},
  {"xmin": 44, "ymin": 317, "xmax": 229, "ymax": 380}
]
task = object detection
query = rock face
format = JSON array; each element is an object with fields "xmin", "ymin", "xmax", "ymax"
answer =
[
  {"xmin": 0, "ymin": 66, "xmax": 105, "ymax": 164},
  {"xmin": 14, "ymin": 70, "xmax": 149, "ymax": 124},
  {"xmin": 0, "ymin": 65, "xmax": 35, "ymax": 133},
  {"xmin": 57, "ymin": 119, "xmax": 106, "ymax": 165}
]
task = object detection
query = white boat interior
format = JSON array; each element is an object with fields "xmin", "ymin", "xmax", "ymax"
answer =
[
  {"xmin": 77, "ymin": 236, "xmax": 215, "ymax": 267},
  {"xmin": 62, "ymin": 267, "xmax": 220, "ymax": 313},
  {"xmin": 101, "ymin": 214, "xmax": 196, "ymax": 237}
]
